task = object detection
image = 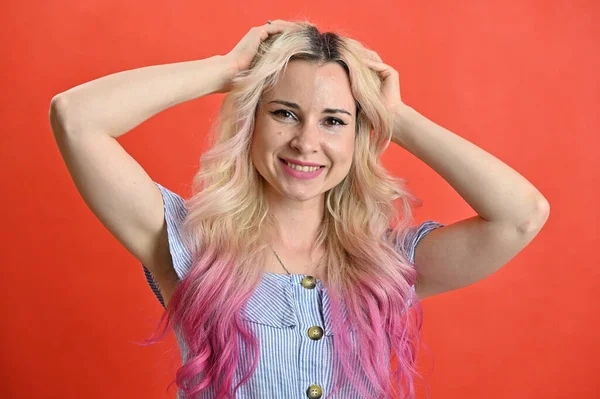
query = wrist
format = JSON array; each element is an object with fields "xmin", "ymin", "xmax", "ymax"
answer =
[
  {"xmin": 218, "ymin": 54, "xmax": 241, "ymax": 77},
  {"xmin": 210, "ymin": 55, "xmax": 239, "ymax": 94},
  {"xmin": 391, "ymin": 103, "xmax": 418, "ymax": 145}
]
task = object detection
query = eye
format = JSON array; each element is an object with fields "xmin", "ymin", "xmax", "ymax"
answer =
[
  {"xmin": 271, "ymin": 109, "xmax": 296, "ymax": 120},
  {"xmin": 325, "ymin": 117, "xmax": 347, "ymax": 127}
]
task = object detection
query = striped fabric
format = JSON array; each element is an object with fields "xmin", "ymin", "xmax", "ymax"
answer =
[{"xmin": 141, "ymin": 182, "xmax": 445, "ymax": 398}]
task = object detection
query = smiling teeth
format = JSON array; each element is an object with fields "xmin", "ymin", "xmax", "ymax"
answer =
[{"xmin": 286, "ymin": 162, "xmax": 320, "ymax": 172}]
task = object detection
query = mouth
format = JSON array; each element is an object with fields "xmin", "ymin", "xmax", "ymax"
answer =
[
  {"xmin": 278, "ymin": 158, "xmax": 326, "ymax": 180},
  {"xmin": 279, "ymin": 158, "xmax": 325, "ymax": 172}
]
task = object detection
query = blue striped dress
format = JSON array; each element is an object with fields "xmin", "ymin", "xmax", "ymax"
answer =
[{"xmin": 141, "ymin": 183, "xmax": 445, "ymax": 398}]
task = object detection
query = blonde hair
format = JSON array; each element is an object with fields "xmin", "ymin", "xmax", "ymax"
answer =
[{"xmin": 156, "ymin": 22, "xmax": 426, "ymax": 399}]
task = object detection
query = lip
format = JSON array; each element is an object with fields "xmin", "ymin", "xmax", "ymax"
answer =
[
  {"xmin": 280, "ymin": 158, "xmax": 325, "ymax": 167},
  {"xmin": 279, "ymin": 158, "xmax": 325, "ymax": 180}
]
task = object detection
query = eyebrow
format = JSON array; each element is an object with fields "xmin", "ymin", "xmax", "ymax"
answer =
[{"xmin": 268, "ymin": 100, "xmax": 353, "ymax": 117}]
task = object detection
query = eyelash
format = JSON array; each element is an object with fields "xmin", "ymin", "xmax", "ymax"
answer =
[{"xmin": 270, "ymin": 109, "xmax": 347, "ymax": 127}]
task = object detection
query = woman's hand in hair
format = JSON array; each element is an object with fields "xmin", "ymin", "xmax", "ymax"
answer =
[
  {"xmin": 361, "ymin": 50, "xmax": 416, "ymax": 143},
  {"xmin": 361, "ymin": 50, "xmax": 404, "ymax": 113},
  {"xmin": 224, "ymin": 20, "xmax": 300, "ymax": 77}
]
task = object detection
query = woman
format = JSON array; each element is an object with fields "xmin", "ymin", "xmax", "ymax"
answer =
[{"xmin": 49, "ymin": 20, "xmax": 549, "ymax": 399}]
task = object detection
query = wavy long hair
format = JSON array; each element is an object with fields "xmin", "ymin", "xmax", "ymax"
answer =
[{"xmin": 146, "ymin": 22, "xmax": 428, "ymax": 399}]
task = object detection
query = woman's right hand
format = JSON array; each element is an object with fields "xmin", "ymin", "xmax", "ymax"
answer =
[{"xmin": 223, "ymin": 20, "xmax": 300, "ymax": 78}]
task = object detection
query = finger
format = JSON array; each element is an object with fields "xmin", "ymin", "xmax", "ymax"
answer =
[
  {"xmin": 263, "ymin": 20, "xmax": 301, "ymax": 32},
  {"xmin": 364, "ymin": 49, "xmax": 383, "ymax": 63},
  {"xmin": 353, "ymin": 44, "xmax": 382, "ymax": 63},
  {"xmin": 372, "ymin": 51, "xmax": 383, "ymax": 62},
  {"xmin": 270, "ymin": 19, "xmax": 303, "ymax": 28},
  {"xmin": 362, "ymin": 57, "xmax": 397, "ymax": 78},
  {"xmin": 268, "ymin": 19, "xmax": 294, "ymax": 26},
  {"xmin": 259, "ymin": 20, "xmax": 301, "ymax": 39},
  {"xmin": 254, "ymin": 24, "xmax": 287, "ymax": 41}
]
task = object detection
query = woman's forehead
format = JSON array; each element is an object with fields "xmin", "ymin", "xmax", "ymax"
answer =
[{"xmin": 263, "ymin": 60, "xmax": 356, "ymax": 113}]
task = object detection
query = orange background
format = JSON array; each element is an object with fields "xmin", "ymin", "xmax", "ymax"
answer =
[{"xmin": 1, "ymin": 1, "xmax": 598, "ymax": 398}]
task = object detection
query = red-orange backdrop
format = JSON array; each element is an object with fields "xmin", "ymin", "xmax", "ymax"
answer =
[{"xmin": 1, "ymin": 1, "xmax": 598, "ymax": 398}]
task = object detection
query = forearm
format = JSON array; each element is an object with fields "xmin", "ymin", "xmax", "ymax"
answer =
[
  {"xmin": 392, "ymin": 105, "xmax": 549, "ymax": 229},
  {"xmin": 50, "ymin": 55, "xmax": 236, "ymax": 138}
]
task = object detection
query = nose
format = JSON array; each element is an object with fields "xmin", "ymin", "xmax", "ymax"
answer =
[{"xmin": 290, "ymin": 123, "xmax": 320, "ymax": 154}]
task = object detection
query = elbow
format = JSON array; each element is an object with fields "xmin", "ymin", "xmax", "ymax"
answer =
[
  {"xmin": 49, "ymin": 93, "xmax": 67, "ymax": 117},
  {"xmin": 517, "ymin": 197, "xmax": 550, "ymax": 234},
  {"xmin": 49, "ymin": 94, "xmax": 70, "ymax": 137}
]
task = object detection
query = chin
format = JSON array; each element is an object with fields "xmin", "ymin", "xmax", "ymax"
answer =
[
  {"xmin": 281, "ymin": 187, "xmax": 325, "ymax": 202},
  {"xmin": 285, "ymin": 192, "xmax": 321, "ymax": 202}
]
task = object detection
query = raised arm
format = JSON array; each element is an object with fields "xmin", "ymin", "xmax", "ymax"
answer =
[
  {"xmin": 49, "ymin": 20, "xmax": 300, "ymax": 306},
  {"xmin": 49, "ymin": 55, "xmax": 237, "ymax": 305}
]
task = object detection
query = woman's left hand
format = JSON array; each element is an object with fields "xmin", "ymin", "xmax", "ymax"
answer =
[
  {"xmin": 361, "ymin": 50, "xmax": 405, "ymax": 112},
  {"xmin": 361, "ymin": 50, "xmax": 415, "ymax": 143}
]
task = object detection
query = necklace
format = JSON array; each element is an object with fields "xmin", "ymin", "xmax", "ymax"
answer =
[{"xmin": 269, "ymin": 244, "xmax": 292, "ymax": 275}]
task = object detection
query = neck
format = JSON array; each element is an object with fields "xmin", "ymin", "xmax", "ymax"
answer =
[{"xmin": 264, "ymin": 189, "xmax": 325, "ymax": 252}]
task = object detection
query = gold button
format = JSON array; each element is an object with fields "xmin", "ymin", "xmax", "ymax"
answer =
[
  {"xmin": 307, "ymin": 384, "xmax": 322, "ymax": 398},
  {"xmin": 307, "ymin": 326, "xmax": 324, "ymax": 340},
  {"xmin": 301, "ymin": 276, "xmax": 317, "ymax": 289}
]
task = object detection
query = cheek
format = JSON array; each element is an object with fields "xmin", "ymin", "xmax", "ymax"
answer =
[
  {"xmin": 250, "ymin": 132, "xmax": 268, "ymax": 174},
  {"xmin": 326, "ymin": 135, "xmax": 355, "ymax": 164},
  {"xmin": 251, "ymin": 128, "xmax": 281, "ymax": 174},
  {"xmin": 251, "ymin": 127, "xmax": 269, "ymax": 155},
  {"xmin": 340, "ymin": 137, "xmax": 356, "ymax": 173}
]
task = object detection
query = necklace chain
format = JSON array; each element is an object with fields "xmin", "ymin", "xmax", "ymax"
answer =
[{"xmin": 269, "ymin": 244, "xmax": 292, "ymax": 275}]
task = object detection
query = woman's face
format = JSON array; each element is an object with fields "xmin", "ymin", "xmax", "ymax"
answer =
[{"xmin": 251, "ymin": 59, "xmax": 357, "ymax": 203}]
